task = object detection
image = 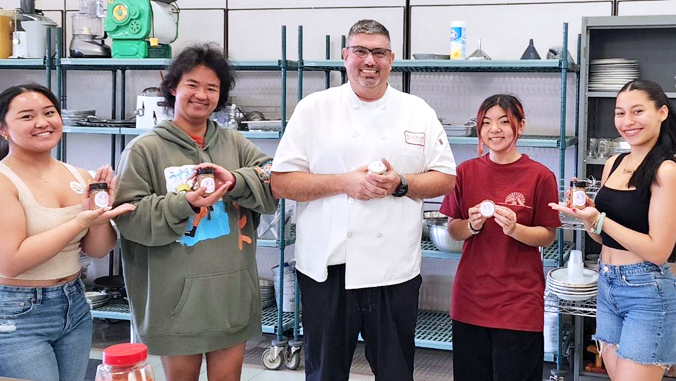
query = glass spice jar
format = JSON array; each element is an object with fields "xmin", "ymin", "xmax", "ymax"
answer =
[
  {"xmin": 196, "ymin": 167, "xmax": 216, "ymax": 195},
  {"xmin": 95, "ymin": 343, "xmax": 156, "ymax": 381},
  {"xmin": 570, "ymin": 180, "xmax": 588, "ymax": 209},
  {"xmin": 89, "ymin": 183, "xmax": 109, "ymax": 210},
  {"xmin": 367, "ymin": 161, "xmax": 386, "ymax": 175}
]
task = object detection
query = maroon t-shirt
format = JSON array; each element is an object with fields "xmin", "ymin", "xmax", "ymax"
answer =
[{"xmin": 440, "ymin": 154, "xmax": 561, "ymax": 332}]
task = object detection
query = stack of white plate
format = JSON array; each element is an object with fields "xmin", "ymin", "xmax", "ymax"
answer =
[
  {"xmin": 546, "ymin": 268, "xmax": 598, "ymax": 301},
  {"xmin": 588, "ymin": 58, "xmax": 639, "ymax": 92},
  {"xmin": 260, "ymin": 279, "xmax": 276, "ymax": 309},
  {"xmin": 85, "ymin": 291, "xmax": 110, "ymax": 309}
]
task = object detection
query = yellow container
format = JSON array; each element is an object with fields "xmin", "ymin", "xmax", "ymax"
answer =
[{"xmin": 0, "ymin": 10, "xmax": 14, "ymax": 59}]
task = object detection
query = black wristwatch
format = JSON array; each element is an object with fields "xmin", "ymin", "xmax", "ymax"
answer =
[{"xmin": 392, "ymin": 175, "xmax": 409, "ymax": 197}]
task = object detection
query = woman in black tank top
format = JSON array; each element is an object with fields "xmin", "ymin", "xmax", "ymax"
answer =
[{"xmin": 551, "ymin": 79, "xmax": 676, "ymax": 380}]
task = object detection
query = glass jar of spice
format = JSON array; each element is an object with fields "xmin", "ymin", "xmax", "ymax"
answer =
[
  {"xmin": 89, "ymin": 183, "xmax": 109, "ymax": 210},
  {"xmin": 196, "ymin": 167, "xmax": 216, "ymax": 195},
  {"xmin": 569, "ymin": 180, "xmax": 588, "ymax": 209},
  {"xmin": 95, "ymin": 343, "xmax": 156, "ymax": 381},
  {"xmin": 367, "ymin": 161, "xmax": 386, "ymax": 175}
]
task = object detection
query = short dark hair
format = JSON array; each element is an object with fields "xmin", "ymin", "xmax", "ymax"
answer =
[
  {"xmin": 475, "ymin": 94, "xmax": 525, "ymax": 156},
  {"xmin": 160, "ymin": 43, "xmax": 236, "ymax": 113},
  {"xmin": 0, "ymin": 83, "xmax": 61, "ymax": 160},
  {"xmin": 617, "ymin": 79, "xmax": 676, "ymax": 200},
  {"xmin": 348, "ymin": 20, "xmax": 391, "ymax": 47}
]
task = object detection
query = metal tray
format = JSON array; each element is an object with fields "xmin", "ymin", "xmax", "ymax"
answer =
[
  {"xmin": 242, "ymin": 120, "xmax": 283, "ymax": 131},
  {"xmin": 442, "ymin": 125, "xmax": 474, "ymax": 137}
]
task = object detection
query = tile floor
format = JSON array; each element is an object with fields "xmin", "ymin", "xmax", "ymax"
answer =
[{"xmin": 90, "ymin": 319, "xmax": 560, "ymax": 380}]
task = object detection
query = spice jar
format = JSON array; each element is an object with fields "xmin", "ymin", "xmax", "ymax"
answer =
[
  {"xmin": 89, "ymin": 183, "xmax": 109, "ymax": 210},
  {"xmin": 569, "ymin": 180, "xmax": 588, "ymax": 209},
  {"xmin": 479, "ymin": 200, "xmax": 495, "ymax": 218},
  {"xmin": 196, "ymin": 167, "xmax": 216, "ymax": 195},
  {"xmin": 367, "ymin": 161, "xmax": 386, "ymax": 175},
  {"xmin": 95, "ymin": 343, "xmax": 155, "ymax": 381}
]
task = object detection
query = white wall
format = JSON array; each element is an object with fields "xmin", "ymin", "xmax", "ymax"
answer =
[{"xmin": 2, "ymin": 0, "xmax": 671, "ymax": 311}]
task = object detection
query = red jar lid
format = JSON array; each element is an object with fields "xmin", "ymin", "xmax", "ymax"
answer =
[{"xmin": 103, "ymin": 343, "xmax": 148, "ymax": 366}]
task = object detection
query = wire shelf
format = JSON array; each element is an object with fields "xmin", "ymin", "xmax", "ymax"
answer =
[{"xmin": 545, "ymin": 290, "xmax": 597, "ymax": 318}]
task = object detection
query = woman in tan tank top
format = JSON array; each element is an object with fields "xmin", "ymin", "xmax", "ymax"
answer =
[{"xmin": 0, "ymin": 83, "xmax": 135, "ymax": 381}]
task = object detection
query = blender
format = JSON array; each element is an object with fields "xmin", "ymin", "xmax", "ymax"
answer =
[{"xmin": 69, "ymin": 0, "xmax": 111, "ymax": 58}]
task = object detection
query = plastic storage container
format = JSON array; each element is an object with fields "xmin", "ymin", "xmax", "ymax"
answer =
[{"xmin": 95, "ymin": 343, "xmax": 155, "ymax": 381}]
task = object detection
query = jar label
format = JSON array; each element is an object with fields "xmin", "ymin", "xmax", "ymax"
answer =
[
  {"xmin": 573, "ymin": 190, "xmax": 586, "ymax": 207},
  {"xmin": 479, "ymin": 201, "xmax": 495, "ymax": 217},
  {"xmin": 201, "ymin": 178, "xmax": 216, "ymax": 193},
  {"xmin": 94, "ymin": 191, "xmax": 109, "ymax": 208}
]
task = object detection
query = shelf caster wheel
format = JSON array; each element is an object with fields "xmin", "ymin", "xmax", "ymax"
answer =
[
  {"xmin": 262, "ymin": 347, "xmax": 284, "ymax": 370},
  {"xmin": 285, "ymin": 346, "xmax": 302, "ymax": 370}
]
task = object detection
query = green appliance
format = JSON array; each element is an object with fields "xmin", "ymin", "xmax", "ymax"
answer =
[{"xmin": 104, "ymin": 0, "xmax": 178, "ymax": 58}]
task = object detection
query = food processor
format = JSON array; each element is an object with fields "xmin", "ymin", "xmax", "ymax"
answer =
[{"xmin": 69, "ymin": 0, "xmax": 111, "ymax": 58}]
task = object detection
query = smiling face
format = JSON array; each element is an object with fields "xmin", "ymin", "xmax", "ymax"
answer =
[
  {"xmin": 342, "ymin": 33, "xmax": 394, "ymax": 101},
  {"xmin": 0, "ymin": 91, "xmax": 62, "ymax": 155},
  {"xmin": 614, "ymin": 89, "xmax": 667, "ymax": 149},
  {"xmin": 170, "ymin": 64, "xmax": 221, "ymax": 132},
  {"xmin": 480, "ymin": 105, "xmax": 524, "ymax": 160}
]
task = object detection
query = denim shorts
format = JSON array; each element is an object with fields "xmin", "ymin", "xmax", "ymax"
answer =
[
  {"xmin": 596, "ymin": 260, "xmax": 676, "ymax": 366},
  {"xmin": 0, "ymin": 277, "xmax": 92, "ymax": 381}
]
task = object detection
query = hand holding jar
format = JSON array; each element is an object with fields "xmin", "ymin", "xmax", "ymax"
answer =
[
  {"xmin": 77, "ymin": 165, "xmax": 136, "ymax": 228},
  {"xmin": 185, "ymin": 163, "xmax": 234, "ymax": 208}
]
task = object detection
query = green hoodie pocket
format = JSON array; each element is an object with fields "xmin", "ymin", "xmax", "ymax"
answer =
[{"xmin": 171, "ymin": 268, "xmax": 258, "ymax": 335}]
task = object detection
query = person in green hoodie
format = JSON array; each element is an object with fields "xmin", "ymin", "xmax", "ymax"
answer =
[{"xmin": 113, "ymin": 43, "xmax": 277, "ymax": 381}]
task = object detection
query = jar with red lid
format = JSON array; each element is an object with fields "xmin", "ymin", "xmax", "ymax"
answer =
[{"xmin": 95, "ymin": 343, "xmax": 156, "ymax": 381}]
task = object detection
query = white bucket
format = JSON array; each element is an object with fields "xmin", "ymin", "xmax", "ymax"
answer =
[{"xmin": 271, "ymin": 262, "xmax": 300, "ymax": 312}]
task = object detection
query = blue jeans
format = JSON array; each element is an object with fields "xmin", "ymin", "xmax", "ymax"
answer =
[
  {"xmin": 596, "ymin": 260, "xmax": 676, "ymax": 366},
  {"xmin": 0, "ymin": 278, "xmax": 92, "ymax": 381}
]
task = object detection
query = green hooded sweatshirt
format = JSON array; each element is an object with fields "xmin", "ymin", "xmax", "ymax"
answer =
[{"xmin": 114, "ymin": 120, "xmax": 277, "ymax": 356}]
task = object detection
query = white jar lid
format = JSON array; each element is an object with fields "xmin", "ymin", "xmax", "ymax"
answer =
[
  {"xmin": 480, "ymin": 200, "xmax": 495, "ymax": 217},
  {"xmin": 368, "ymin": 161, "xmax": 386, "ymax": 175}
]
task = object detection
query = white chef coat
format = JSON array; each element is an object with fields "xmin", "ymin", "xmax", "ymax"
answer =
[{"xmin": 272, "ymin": 83, "xmax": 456, "ymax": 289}]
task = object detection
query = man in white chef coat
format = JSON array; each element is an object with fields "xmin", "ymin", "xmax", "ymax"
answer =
[{"xmin": 271, "ymin": 19, "xmax": 456, "ymax": 381}]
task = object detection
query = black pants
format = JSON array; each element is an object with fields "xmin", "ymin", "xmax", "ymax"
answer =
[
  {"xmin": 297, "ymin": 265, "xmax": 422, "ymax": 381},
  {"xmin": 452, "ymin": 320, "xmax": 544, "ymax": 381}
]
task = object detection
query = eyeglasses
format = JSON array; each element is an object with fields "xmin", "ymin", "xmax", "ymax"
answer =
[{"xmin": 346, "ymin": 46, "xmax": 392, "ymax": 59}]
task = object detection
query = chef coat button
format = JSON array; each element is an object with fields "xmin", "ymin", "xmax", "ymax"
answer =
[
  {"xmin": 348, "ymin": 198, "xmax": 355, "ymax": 204},
  {"xmin": 381, "ymin": 134, "xmax": 387, "ymax": 139},
  {"xmin": 352, "ymin": 132, "xmax": 359, "ymax": 138},
  {"xmin": 603, "ymin": 266, "xmax": 609, "ymax": 272},
  {"xmin": 382, "ymin": 106, "xmax": 387, "ymax": 110},
  {"xmin": 377, "ymin": 233, "xmax": 382, "ymax": 238},
  {"xmin": 352, "ymin": 104, "xmax": 359, "ymax": 110},
  {"xmin": 379, "ymin": 199, "xmax": 385, "ymax": 203},
  {"xmin": 347, "ymin": 232, "xmax": 353, "ymax": 238},
  {"xmin": 351, "ymin": 166, "xmax": 357, "ymax": 170}
]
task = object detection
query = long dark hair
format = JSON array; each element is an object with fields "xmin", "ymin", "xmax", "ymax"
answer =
[
  {"xmin": 617, "ymin": 79, "xmax": 676, "ymax": 200},
  {"xmin": 476, "ymin": 94, "xmax": 525, "ymax": 156},
  {"xmin": 160, "ymin": 43, "xmax": 235, "ymax": 113},
  {"xmin": 0, "ymin": 83, "xmax": 61, "ymax": 160}
]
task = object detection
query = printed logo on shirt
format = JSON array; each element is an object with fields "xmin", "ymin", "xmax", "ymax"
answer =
[
  {"xmin": 498, "ymin": 192, "xmax": 533, "ymax": 209},
  {"xmin": 404, "ymin": 131, "xmax": 425, "ymax": 146}
]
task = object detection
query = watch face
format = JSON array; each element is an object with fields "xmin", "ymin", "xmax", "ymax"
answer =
[{"xmin": 393, "ymin": 176, "xmax": 409, "ymax": 197}]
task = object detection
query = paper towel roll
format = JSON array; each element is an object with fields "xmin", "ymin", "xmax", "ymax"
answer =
[{"xmin": 150, "ymin": 1, "xmax": 178, "ymax": 44}]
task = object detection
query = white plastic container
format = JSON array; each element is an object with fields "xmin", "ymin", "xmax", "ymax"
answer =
[
  {"xmin": 543, "ymin": 312, "xmax": 559, "ymax": 354},
  {"xmin": 450, "ymin": 21, "xmax": 466, "ymax": 60}
]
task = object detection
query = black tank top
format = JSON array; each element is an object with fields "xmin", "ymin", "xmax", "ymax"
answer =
[{"xmin": 594, "ymin": 153, "xmax": 650, "ymax": 250}]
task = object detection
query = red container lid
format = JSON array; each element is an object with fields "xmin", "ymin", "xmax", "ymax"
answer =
[{"xmin": 102, "ymin": 343, "xmax": 148, "ymax": 367}]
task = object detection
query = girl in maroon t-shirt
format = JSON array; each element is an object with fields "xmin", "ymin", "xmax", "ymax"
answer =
[{"xmin": 440, "ymin": 94, "xmax": 561, "ymax": 381}]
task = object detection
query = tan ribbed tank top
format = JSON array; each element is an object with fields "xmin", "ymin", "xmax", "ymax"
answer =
[{"xmin": 0, "ymin": 162, "xmax": 88, "ymax": 280}]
